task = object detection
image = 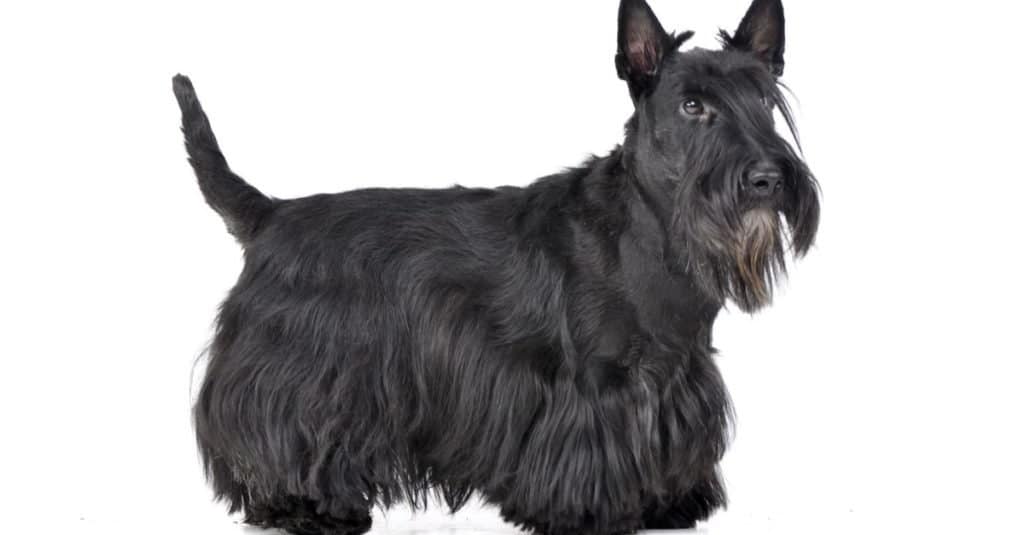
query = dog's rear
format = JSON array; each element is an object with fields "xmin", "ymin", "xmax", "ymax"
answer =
[{"xmin": 173, "ymin": 75, "xmax": 275, "ymax": 243}]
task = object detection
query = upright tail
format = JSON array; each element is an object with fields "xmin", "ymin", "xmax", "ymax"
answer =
[{"xmin": 173, "ymin": 74, "xmax": 274, "ymax": 244}]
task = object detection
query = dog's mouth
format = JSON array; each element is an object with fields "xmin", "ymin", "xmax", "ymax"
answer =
[{"xmin": 736, "ymin": 209, "xmax": 782, "ymax": 251}]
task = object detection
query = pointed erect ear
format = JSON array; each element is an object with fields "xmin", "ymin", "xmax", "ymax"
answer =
[
  {"xmin": 616, "ymin": 0, "xmax": 672, "ymax": 98},
  {"xmin": 721, "ymin": 0, "xmax": 786, "ymax": 76}
]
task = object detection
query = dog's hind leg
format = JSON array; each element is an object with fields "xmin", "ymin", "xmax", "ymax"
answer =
[
  {"xmin": 244, "ymin": 496, "xmax": 372, "ymax": 535},
  {"xmin": 195, "ymin": 392, "xmax": 374, "ymax": 535},
  {"xmin": 641, "ymin": 472, "xmax": 726, "ymax": 530}
]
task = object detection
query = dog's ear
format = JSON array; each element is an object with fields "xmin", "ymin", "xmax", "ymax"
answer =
[
  {"xmin": 721, "ymin": 0, "xmax": 786, "ymax": 77},
  {"xmin": 616, "ymin": 0, "xmax": 673, "ymax": 99}
]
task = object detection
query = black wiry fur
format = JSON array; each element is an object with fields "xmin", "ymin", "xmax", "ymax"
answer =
[{"xmin": 174, "ymin": 1, "xmax": 818, "ymax": 534}]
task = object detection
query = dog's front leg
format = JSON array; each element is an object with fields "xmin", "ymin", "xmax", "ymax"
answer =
[
  {"xmin": 487, "ymin": 383, "xmax": 649, "ymax": 535},
  {"xmin": 641, "ymin": 471, "xmax": 726, "ymax": 530}
]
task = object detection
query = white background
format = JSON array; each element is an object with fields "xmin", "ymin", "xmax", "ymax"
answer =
[{"xmin": 2, "ymin": 1, "xmax": 1022, "ymax": 534}]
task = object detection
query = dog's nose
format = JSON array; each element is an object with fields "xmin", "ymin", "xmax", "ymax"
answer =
[{"xmin": 744, "ymin": 162, "xmax": 783, "ymax": 198}]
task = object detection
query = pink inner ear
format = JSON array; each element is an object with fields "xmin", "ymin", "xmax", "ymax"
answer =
[{"xmin": 628, "ymin": 39, "xmax": 658, "ymax": 74}]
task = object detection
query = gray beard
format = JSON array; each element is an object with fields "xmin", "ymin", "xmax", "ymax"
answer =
[{"xmin": 729, "ymin": 209, "xmax": 785, "ymax": 311}]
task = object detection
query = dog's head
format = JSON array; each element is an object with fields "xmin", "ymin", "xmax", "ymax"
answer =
[{"xmin": 616, "ymin": 0, "xmax": 820, "ymax": 313}]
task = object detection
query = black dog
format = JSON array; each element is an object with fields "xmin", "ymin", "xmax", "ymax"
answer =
[{"xmin": 174, "ymin": 0, "xmax": 818, "ymax": 533}]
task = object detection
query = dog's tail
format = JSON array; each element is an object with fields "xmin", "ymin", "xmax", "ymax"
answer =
[{"xmin": 173, "ymin": 74, "xmax": 274, "ymax": 244}]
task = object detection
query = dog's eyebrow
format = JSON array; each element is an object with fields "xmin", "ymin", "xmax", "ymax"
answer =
[{"xmin": 678, "ymin": 82, "xmax": 714, "ymax": 97}]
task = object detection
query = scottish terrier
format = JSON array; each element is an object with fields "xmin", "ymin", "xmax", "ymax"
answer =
[{"xmin": 173, "ymin": 0, "xmax": 819, "ymax": 534}]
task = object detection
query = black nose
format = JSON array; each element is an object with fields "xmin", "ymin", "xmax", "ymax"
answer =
[{"xmin": 744, "ymin": 161, "xmax": 784, "ymax": 198}]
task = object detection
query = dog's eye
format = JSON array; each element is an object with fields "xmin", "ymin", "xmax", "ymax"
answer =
[{"xmin": 681, "ymin": 98, "xmax": 705, "ymax": 116}]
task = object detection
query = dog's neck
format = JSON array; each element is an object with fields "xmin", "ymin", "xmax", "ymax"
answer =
[
  {"xmin": 619, "ymin": 113, "xmax": 682, "ymax": 225},
  {"xmin": 580, "ymin": 146, "xmax": 721, "ymax": 349}
]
